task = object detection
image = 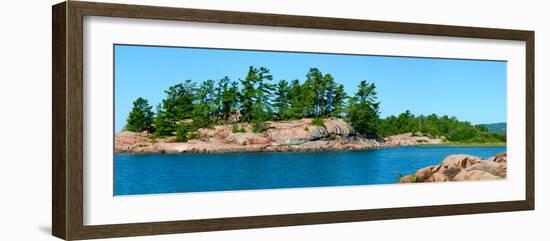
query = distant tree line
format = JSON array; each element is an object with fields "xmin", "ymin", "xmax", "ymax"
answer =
[
  {"xmin": 377, "ymin": 110, "xmax": 506, "ymax": 143},
  {"xmin": 125, "ymin": 65, "xmax": 504, "ymax": 143}
]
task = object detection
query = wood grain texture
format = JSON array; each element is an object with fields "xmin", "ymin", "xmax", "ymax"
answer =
[
  {"xmin": 66, "ymin": 2, "xmax": 85, "ymax": 240},
  {"xmin": 73, "ymin": 201, "xmax": 530, "ymax": 240},
  {"xmin": 71, "ymin": 1, "xmax": 533, "ymax": 40},
  {"xmin": 525, "ymin": 32, "xmax": 535, "ymax": 209},
  {"xmin": 52, "ymin": 2, "xmax": 67, "ymax": 239},
  {"xmin": 51, "ymin": 1, "xmax": 535, "ymax": 240}
]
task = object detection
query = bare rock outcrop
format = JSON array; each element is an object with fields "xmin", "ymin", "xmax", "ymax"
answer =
[
  {"xmin": 197, "ymin": 125, "xmax": 234, "ymax": 139},
  {"xmin": 323, "ymin": 118, "xmax": 354, "ymax": 136},
  {"xmin": 267, "ymin": 126, "xmax": 314, "ymax": 145},
  {"xmin": 399, "ymin": 153, "xmax": 507, "ymax": 183},
  {"xmin": 115, "ymin": 118, "xmax": 444, "ymax": 154},
  {"xmin": 266, "ymin": 118, "xmax": 332, "ymax": 145},
  {"xmin": 385, "ymin": 133, "xmax": 445, "ymax": 146},
  {"xmin": 226, "ymin": 133, "xmax": 271, "ymax": 145},
  {"xmin": 114, "ymin": 131, "xmax": 159, "ymax": 153}
]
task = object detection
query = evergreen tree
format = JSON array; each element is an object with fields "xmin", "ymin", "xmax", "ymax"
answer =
[
  {"xmin": 274, "ymin": 79, "xmax": 291, "ymax": 120},
  {"xmin": 252, "ymin": 102, "xmax": 268, "ymax": 133},
  {"xmin": 355, "ymin": 80, "xmax": 378, "ymax": 104},
  {"xmin": 255, "ymin": 67, "xmax": 275, "ymax": 116},
  {"xmin": 331, "ymin": 83, "xmax": 348, "ymax": 118},
  {"xmin": 377, "ymin": 115, "xmax": 398, "ymax": 137},
  {"xmin": 192, "ymin": 79, "xmax": 217, "ymax": 128},
  {"xmin": 162, "ymin": 80, "xmax": 196, "ymax": 120},
  {"xmin": 348, "ymin": 80, "xmax": 380, "ymax": 137},
  {"xmin": 304, "ymin": 68, "xmax": 324, "ymax": 117},
  {"xmin": 215, "ymin": 76, "xmax": 239, "ymax": 121},
  {"xmin": 300, "ymin": 69, "xmax": 344, "ymax": 118},
  {"xmin": 256, "ymin": 67, "xmax": 274, "ymax": 101},
  {"xmin": 239, "ymin": 66, "xmax": 275, "ymax": 122},
  {"xmin": 153, "ymin": 104, "xmax": 173, "ymax": 136},
  {"xmin": 288, "ymin": 79, "xmax": 306, "ymax": 119},
  {"xmin": 125, "ymin": 97, "xmax": 154, "ymax": 132},
  {"xmin": 175, "ymin": 123, "xmax": 191, "ymax": 142},
  {"xmin": 321, "ymin": 74, "xmax": 336, "ymax": 116},
  {"xmin": 153, "ymin": 80, "xmax": 196, "ymax": 136},
  {"xmin": 396, "ymin": 110, "xmax": 415, "ymax": 133},
  {"xmin": 239, "ymin": 66, "xmax": 259, "ymax": 122}
]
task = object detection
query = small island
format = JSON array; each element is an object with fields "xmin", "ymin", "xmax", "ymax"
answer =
[{"xmin": 116, "ymin": 66, "xmax": 505, "ymax": 154}]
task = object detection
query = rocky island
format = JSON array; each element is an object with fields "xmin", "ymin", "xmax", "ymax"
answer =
[
  {"xmin": 117, "ymin": 66, "xmax": 505, "ymax": 155},
  {"xmin": 115, "ymin": 118, "xmax": 445, "ymax": 154}
]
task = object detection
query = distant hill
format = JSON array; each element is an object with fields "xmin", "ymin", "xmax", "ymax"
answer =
[{"xmin": 482, "ymin": 122, "xmax": 506, "ymax": 133}]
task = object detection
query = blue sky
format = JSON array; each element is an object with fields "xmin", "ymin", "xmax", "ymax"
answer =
[{"xmin": 114, "ymin": 45, "xmax": 506, "ymax": 132}]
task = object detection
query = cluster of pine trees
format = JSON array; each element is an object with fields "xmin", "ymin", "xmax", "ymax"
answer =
[
  {"xmin": 125, "ymin": 65, "xmax": 505, "ymax": 143},
  {"xmin": 378, "ymin": 111, "xmax": 506, "ymax": 143},
  {"xmin": 125, "ymin": 66, "xmax": 380, "ymax": 140}
]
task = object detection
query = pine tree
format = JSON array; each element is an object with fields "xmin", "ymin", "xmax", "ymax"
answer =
[
  {"xmin": 304, "ymin": 68, "xmax": 324, "ymax": 117},
  {"xmin": 331, "ymin": 83, "xmax": 348, "ymax": 118},
  {"xmin": 239, "ymin": 66, "xmax": 275, "ymax": 122},
  {"xmin": 175, "ymin": 123, "xmax": 191, "ymax": 142},
  {"xmin": 153, "ymin": 103, "xmax": 173, "ymax": 136},
  {"xmin": 162, "ymin": 80, "xmax": 196, "ymax": 120},
  {"xmin": 125, "ymin": 97, "xmax": 154, "ymax": 132},
  {"xmin": 348, "ymin": 80, "xmax": 380, "ymax": 137},
  {"xmin": 274, "ymin": 79, "xmax": 291, "ymax": 120},
  {"xmin": 255, "ymin": 67, "xmax": 275, "ymax": 116},
  {"xmin": 239, "ymin": 66, "xmax": 259, "ymax": 122},
  {"xmin": 288, "ymin": 79, "xmax": 305, "ymax": 119},
  {"xmin": 215, "ymin": 76, "xmax": 239, "ymax": 121},
  {"xmin": 321, "ymin": 73, "xmax": 337, "ymax": 116},
  {"xmin": 192, "ymin": 79, "xmax": 217, "ymax": 128},
  {"xmin": 153, "ymin": 80, "xmax": 196, "ymax": 136}
]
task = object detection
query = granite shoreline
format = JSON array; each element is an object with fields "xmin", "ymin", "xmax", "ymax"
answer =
[{"xmin": 115, "ymin": 118, "xmax": 448, "ymax": 154}]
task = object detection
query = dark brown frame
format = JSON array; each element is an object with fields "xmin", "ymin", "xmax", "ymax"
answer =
[{"xmin": 52, "ymin": 1, "xmax": 535, "ymax": 240}]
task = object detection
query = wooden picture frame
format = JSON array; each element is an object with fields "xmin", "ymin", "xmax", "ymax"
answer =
[{"xmin": 52, "ymin": 1, "xmax": 534, "ymax": 240}]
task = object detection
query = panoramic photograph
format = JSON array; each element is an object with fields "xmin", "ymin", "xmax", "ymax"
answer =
[{"xmin": 114, "ymin": 45, "xmax": 507, "ymax": 196}]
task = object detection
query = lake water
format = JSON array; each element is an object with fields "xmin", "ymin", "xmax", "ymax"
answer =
[{"xmin": 114, "ymin": 146, "xmax": 506, "ymax": 195}]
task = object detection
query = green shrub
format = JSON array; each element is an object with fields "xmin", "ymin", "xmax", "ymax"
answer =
[
  {"xmin": 146, "ymin": 134, "xmax": 158, "ymax": 143},
  {"xmin": 304, "ymin": 126, "xmax": 309, "ymax": 131},
  {"xmin": 312, "ymin": 118, "xmax": 325, "ymax": 127},
  {"xmin": 188, "ymin": 131, "xmax": 197, "ymax": 140},
  {"xmin": 232, "ymin": 123, "xmax": 246, "ymax": 133},
  {"xmin": 396, "ymin": 173, "xmax": 417, "ymax": 183},
  {"xmin": 252, "ymin": 121, "xmax": 266, "ymax": 133},
  {"xmin": 175, "ymin": 123, "xmax": 191, "ymax": 142}
]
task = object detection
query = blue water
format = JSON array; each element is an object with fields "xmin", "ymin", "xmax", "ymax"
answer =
[{"xmin": 114, "ymin": 146, "xmax": 506, "ymax": 195}]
